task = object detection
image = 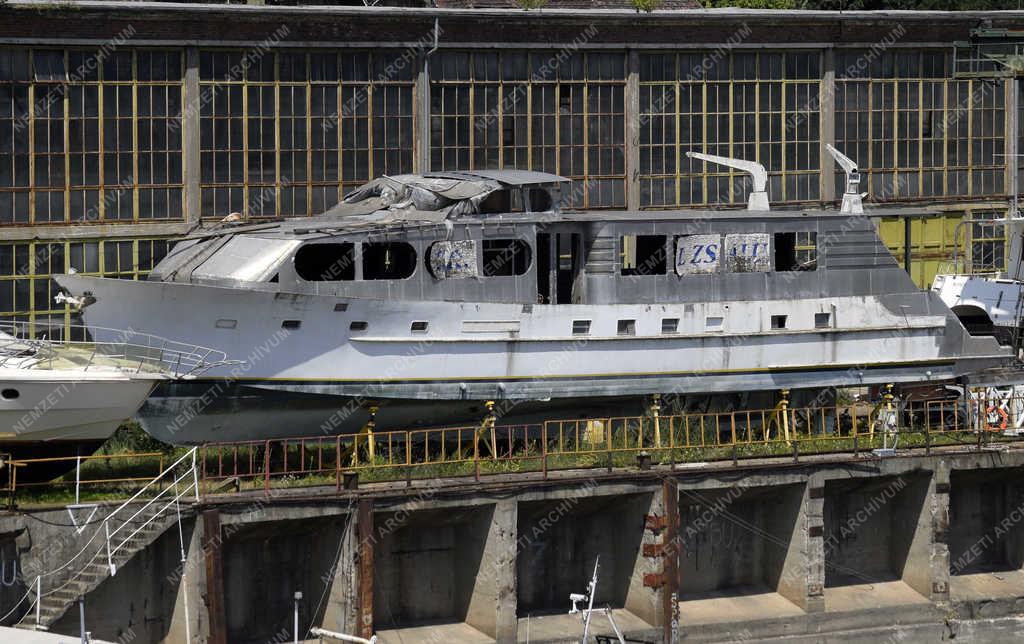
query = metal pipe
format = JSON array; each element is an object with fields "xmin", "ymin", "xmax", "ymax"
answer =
[
  {"xmin": 904, "ymin": 215, "xmax": 913, "ymax": 276},
  {"xmin": 294, "ymin": 591, "xmax": 302, "ymax": 644},
  {"xmin": 79, "ymin": 596, "xmax": 86, "ymax": 644},
  {"xmin": 309, "ymin": 626, "xmax": 377, "ymax": 643}
]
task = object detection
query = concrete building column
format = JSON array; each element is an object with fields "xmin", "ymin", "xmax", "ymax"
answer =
[
  {"xmin": 626, "ymin": 50, "xmax": 641, "ymax": 211},
  {"xmin": 415, "ymin": 55, "xmax": 432, "ymax": 173},
  {"xmin": 806, "ymin": 475, "xmax": 826, "ymax": 613},
  {"xmin": 184, "ymin": 47, "xmax": 201, "ymax": 224},
  {"xmin": 819, "ymin": 48, "xmax": 836, "ymax": 205}
]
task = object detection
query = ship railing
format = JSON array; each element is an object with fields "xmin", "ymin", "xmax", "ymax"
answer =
[
  {"xmin": 0, "ymin": 321, "xmax": 231, "ymax": 379},
  {"xmin": 2, "ymin": 396, "xmax": 1023, "ymax": 508},
  {"xmin": 192, "ymin": 395, "xmax": 1024, "ymax": 497}
]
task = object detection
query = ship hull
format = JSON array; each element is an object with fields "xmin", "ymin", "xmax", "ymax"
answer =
[
  {"xmin": 54, "ymin": 274, "xmax": 1007, "ymax": 444},
  {"xmin": 0, "ymin": 371, "xmax": 159, "ymax": 443}
]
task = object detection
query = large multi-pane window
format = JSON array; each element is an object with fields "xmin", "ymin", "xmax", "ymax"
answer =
[
  {"xmin": 199, "ymin": 50, "xmax": 414, "ymax": 219},
  {"xmin": 430, "ymin": 50, "xmax": 627, "ymax": 208},
  {"xmin": 0, "ymin": 48, "xmax": 183, "ymax": 224},
  {"xmin": 835, "ymin": 50, "xmax": 1005, "ymax": 201},
  {"xmin": 0, "ymin": 238, "xmax": 172, "ymax": 331},
  {"xmin": 639, "ymin": 51, "xmax": 821, "ymax": 208}
]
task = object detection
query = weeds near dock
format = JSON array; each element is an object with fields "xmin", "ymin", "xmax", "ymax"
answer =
[{"xmin": 3, "ymin": 416, "xmax": 1018, "ymax": 508}]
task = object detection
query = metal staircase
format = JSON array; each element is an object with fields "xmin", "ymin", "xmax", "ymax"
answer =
[{"xmin": 6, "ymin": 448, "xmax": 199, "ymax": 631}]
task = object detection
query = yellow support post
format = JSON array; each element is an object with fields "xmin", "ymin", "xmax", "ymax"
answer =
[
  {"xmin": 352, "ymin": 405, "xmax": 378, "ymax": 466},
  {"xmin": 780, "ymin": 389, "xmax": 791, "ymax": 443},
  {"xmin": 478, "ymin": 400, "xmax": 497, "ymax": 459},
  {"xmin": 651, "ymin": 394, "xmax": 662, "ymax": 448}
]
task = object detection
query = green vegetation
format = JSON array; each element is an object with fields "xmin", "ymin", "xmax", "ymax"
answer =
[
  {"xmin": 515, "ymin": 0, "xmax": 548, "ymax": 9},
  {"xmin": 4, "ymin": 416, "xmax": 1009, "ymax": 509},
  {"xmin": 705, "ymin": 0, "xmax": 1024, "ymax": 7},
  {"xmin": 631, "ymin": 0, "xmax": 662, "ymax": 11}
]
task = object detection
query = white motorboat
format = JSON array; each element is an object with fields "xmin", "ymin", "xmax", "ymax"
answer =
[{"xmin": 0, "ymin": 324, "xmax": 227, "ymax": 456}]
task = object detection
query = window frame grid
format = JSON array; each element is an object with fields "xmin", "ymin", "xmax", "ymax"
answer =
[
  {"xmin": 430, "ymin": 50, "xmax": 627, "ymax": 209},
  {"xmin": 639, "ymin": 50, "xmax": 821, "ymax": 209},
  {"xmin": 834, "ymin": 49, "xmax": 1005, "ymax": 202},
  {"xmin": 199, "ymin": 50, "xmax": 414, "ymax": 220},
  {"xmin": 0, "ymin": 48, "xmax": 186, "ymax": 224},
  {"xmin": 0, "ymin": 237, "xmax": 172, "ymax": 331}
]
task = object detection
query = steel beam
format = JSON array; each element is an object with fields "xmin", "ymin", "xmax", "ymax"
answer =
[{"xmin": 662, "ymin": 477, "xmax": 680, "ymax": 644}]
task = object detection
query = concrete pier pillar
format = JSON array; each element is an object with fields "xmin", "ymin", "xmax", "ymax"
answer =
[
  {"xmin": 321, "ymin": 513, "xmax": 359, "ymax": 635},
  {"xmin": 201, "ymin": 510, "xmax": 227, "ymax": 644},
  {"xmin": 806, "ymin": 476, "xmax": 826, "ymax": 613},
  {"xmin": 626, "ymin": 485, "xmax": 668, "ymax": 631},
  {"xmin": 930, "ymin": 464, "xmax": 952, "ymax": 603},
  {"xmin": 468, "ymin": 500, "xmax": 518, "ymax": 643},
  {"xmin": 167, "ymin": 516, "xmax": 210, "ymax": 644}
]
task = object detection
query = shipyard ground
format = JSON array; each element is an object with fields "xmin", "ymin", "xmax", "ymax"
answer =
[{"xmin": 4, "ymin": 445, "xmax": 1024, "ymax": 643}]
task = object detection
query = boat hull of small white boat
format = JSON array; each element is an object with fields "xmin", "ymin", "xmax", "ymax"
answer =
[{"xmin": 0, "ymin": 370, "xmax": 160, "ymax": 443}]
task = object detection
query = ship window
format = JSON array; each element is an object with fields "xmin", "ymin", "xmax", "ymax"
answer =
[
  {"xmin": 482, "ymin": 239, "xmax": 531, "ymax": 277},
  {"xmin": 661, "ymin": 318, "xmax": 679, "ymax": 334},
  {"xmin": 1, "ymin": 388, "xmax": 19, "ymax": 401},
  {"xmin": 621, "ymin": 235, "xmax": 667, "ymax": 276},
  {"xmin": 334, "ymin": 302, "xmax": 349, "ymax": 312},
  {"xmin": 815, "ymin": 312, "xmax": 831, "ymax": 328},
  {"xmin": 771, "ymin": 315, "xmax": 788, "ymax": 330},
  {"xmin": 478, "ymin": 189, "xmax": 521, "ymax": 214},
  {"xmin": 350, "ymin": 321, "xmax": 368, "ymax": 332},
  {"xmin": 215, "ymin": 319, "xmax": 237, "ymax": 329},
  {"xmin": 294, "ymin": 243, "xmax": 355, "ymax": 281},
  {"xmin": 282, "ymin": 320, "xmax": 301, "ymax": 330},
  {"xmin": 774, "ymin": 232, "xmax": 817, "ymax": 271},
  {"xmin": 411, "ymin": 321, "xmax": 428, "ymax": 333},
  {"xmin": 617, "ymin": 319, "xmax": 636, "ymax": 336},
  {"xmin": 572, "ymin": 320, "xmax": 591, "ymax": 335},
  {"xmin": 363, "ymin": 242, "xmax": 416, "ymax": 280},
  {"xmin": 706, "ymin": 316, "xmax": 723, "ymax": 331},
  {"xmin": 527, "ymin": 188, "xmax": 553, "ymax": 212}
]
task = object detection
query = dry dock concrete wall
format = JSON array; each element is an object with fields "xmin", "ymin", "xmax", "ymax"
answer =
[{"xmin": 3, "ymin": 449, "xmax": 1024, "ymax": 642}]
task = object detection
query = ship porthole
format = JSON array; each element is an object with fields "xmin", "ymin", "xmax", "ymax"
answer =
[{"xmin": 1, "ymin": 389, "xmax": 19, "ymax": 401}]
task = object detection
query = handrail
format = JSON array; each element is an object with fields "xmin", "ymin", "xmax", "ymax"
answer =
[
  {"xmin": 0, "ymin": 322, "xmax": 232, "ymax": 378},
  {"xmin": 0, "ymin": 449, "xmax": 200, "ymax": 628}
]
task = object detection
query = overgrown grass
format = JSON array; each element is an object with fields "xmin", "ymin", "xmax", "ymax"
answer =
[{"xmin": 6, "ymin": 422, "xmax": 1015, "ymax": 507}]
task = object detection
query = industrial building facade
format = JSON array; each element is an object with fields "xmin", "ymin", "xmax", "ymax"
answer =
[{"xmin": 1, "ymin": 2, "xmax": 1022, "ymax": 329}]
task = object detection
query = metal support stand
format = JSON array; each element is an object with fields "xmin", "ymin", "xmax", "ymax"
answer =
[
  {"xmin": 872, "ymin": 384, "xmax": 898, "ymax": 457},
  {"xmin": 79, "ymin": 596, "xmax": 86, "ymax": 644},
  {"xmin": 353, "ymin": 406, "xmax": 378, "ymax": 465},
  {"xmin": 569, "ymin": 557, "xmax": 625, "ymax": 644},
  {"xmin": 477, "ymin": 400, "xmax": 497, "ymax": 459},
  {"xmin": 651, "ymin": 394, "xmax": 662, "ymax": 449}
]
